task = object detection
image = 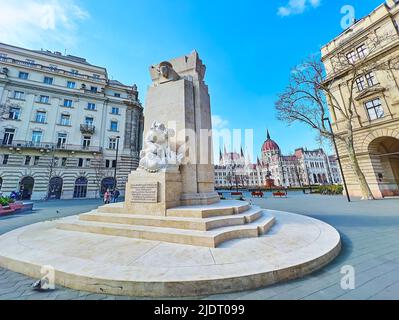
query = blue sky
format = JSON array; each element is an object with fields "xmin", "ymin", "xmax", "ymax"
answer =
[{"xmin": 0, "ymin": 0, "xmax": 384, "ymax": 159}]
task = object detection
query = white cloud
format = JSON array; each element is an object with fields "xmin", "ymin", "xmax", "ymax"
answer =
[
  {"xmin": 212, "ymin": 115, "xmax": 229, "ymax": 130},
  {"xmin": 0, "ymin": 0, "xmax": 89, "ymax": 48},
  {"xmin": 278, "ymin": 0, "xmax": 321, "ymax": 17}
]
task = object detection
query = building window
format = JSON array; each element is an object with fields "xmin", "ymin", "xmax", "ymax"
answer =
[
  {"xmin": 78, "ymin": 158, "xmax": 84, "ymax": 167},
  {"xmin": 110, "ymin": 121, "xmax": 118, "ymax": 132},
  {"xmin": 346, "ymin": 51, "xmax": 357, "ymax": 64},
  {"xmin": 365, "ymin": 98, "xmax": 384, "ymax": 121},
  {"xmin": 61, "ymin": 157, "xmax": 67, "ymax": 167},
  {"xmin": 39, "ymin": 95, "xmax": 50, "ymax": 104},
  {"xmin": 90, "ymin": 86, "xmax": 98, "ymax": 93},
  {"xmin": 60, "ymin": 114, "xmax": 71, "ymax": 126},
  {"xmin": 355, "ymin": 77, "xmax": 366, "ymax": 91},
  {"xmin": 86, "ymin": 158, "xmax": 91, "ymax": 167},
  {"xmin": 44, "ymin": 77, "xmax": 53, "ymax": 85},
  {"xmin": 365, "ymin": 72, "xmax": 377, "ymax": 87},
  {"xmin": 34, "ymin": 156, "xmax": 40, "ymax": 166},
  {"xmin": 112, "ymin": 160, "xmax": 117, "ymax": 168},
  {"xmin": 114, "ymin": 93, "xmax": 121, "ymax": 98},
  {"xmin": 63, "ymin": 99, "xmax": 73, "ymax": 107},
  {"xmin": 18, "ymin": 72, "xmax": 29, "ymax": 80},
  {"xmin": 109, "ymin": 138, "xmax": 117, "ymax": 150},
  {"xmin": 57, "ymin": 133, "xmax": 67, "ymax": 148},
  {"xmin": 85, "ymin": 117, "xmax": 94, "ymax": 126},
  {"xmin": 82, "ymin": 136, "xmax": 91, "ymax": 149},
  {"xmin": 105, "ymin": 159, "xmax": 110, "ymax": 168},
  {"xmin": 24, "ymin": 156, "xmax": 31, "ymax": 166},
  {"xmin": 35, "ymin": 111, "xmax": 46, "ymax": 123},
  {"xmin": 13, "ymin": 91, "xmax": 25, "ymax": 100},
  {"xmin": 9, "ymin": 107, "xmax": 21, "ymax": 120},
  {"xmin": 2, "ymin": 155, "xmax": 9, "ymax": 165},
  {"xmin": 111, "ymin": 107, "xmax": 119, "ymax": 115},
  {"xmin": 87, "ymin": 103, "xmax": 96, "ymax": 111},
  {"xmin": 67, "ymin": 81, "xmax": 76, "ymax": 89},
  {"xmin": 356, "ymin": 44, "xmax": 368, "ymax": 59},
  {"xmin": 2, "ymin": 129, "xmax": 15, "ymax": 145},
  {"xmin": 31, "ymin": 131, "xmax": 42, "ymax": 146}
]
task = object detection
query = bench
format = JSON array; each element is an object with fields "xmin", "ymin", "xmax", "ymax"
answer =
[
  {"xmin": 231, "ymin": 192, "xmax": 243, "ymax": 196},
  {"xmin": 273, "ymin": 191, "xmax": 287, "ymax": 198},
  {"xmin": 251, "ymin": 191, "xmax": 264, "ymax": 198}
]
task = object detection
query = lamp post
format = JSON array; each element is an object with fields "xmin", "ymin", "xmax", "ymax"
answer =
[
  {"xmin": 323, "ymin": 118, "xmax": 351, "ymax": 202},
  {"xmin": 113, "ymin": 136, "xmax": 120, "ymax": 193}
]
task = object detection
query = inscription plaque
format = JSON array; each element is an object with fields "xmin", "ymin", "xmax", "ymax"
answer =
[{"xmin": 131, "ymin": 183, "xmax": 158, "ymax": 203}]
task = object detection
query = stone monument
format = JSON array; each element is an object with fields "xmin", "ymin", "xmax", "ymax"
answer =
[{"xmin": 124, "ymin": 51, "xmax": 219, "ymax": 216}]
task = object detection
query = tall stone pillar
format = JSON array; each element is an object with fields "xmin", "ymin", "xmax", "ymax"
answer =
[{"xmin": 143, "ymin": 51, "xmax": 218, "ymax": 205}]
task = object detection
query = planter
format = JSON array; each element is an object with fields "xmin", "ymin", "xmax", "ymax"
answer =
[{"xmin": 0, "ymin": 205, "xmax": 16, "ymax": 216}]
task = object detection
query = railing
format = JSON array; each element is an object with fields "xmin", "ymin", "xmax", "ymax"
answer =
[
  {"xmin": 0, "ymin": 140, "xmax": 102, "ymax": 153},
  {"xmin": 80, "ymin": 124, "xmax": 96, "ymax": 134},
  {"xmin": 0, "ymin": 56, "xmax": 106, "ymax": 83}
]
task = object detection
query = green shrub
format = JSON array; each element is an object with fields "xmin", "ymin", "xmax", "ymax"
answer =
[
  {"xmin": 0, "ymin": 197, "xmax": 12, "ymax": 206},
  {"xmin": 317, "ymin": 185, "xmax": 344, "ymax": 195}
]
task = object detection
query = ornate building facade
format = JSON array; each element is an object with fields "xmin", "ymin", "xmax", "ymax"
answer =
[
  {"xmin": 214, "ymin": 131, "xmax": 341, "ymax": 189},
  {"xmin": 0, "ymin": 42, "xmax": 143, "ymax": 200},
  {"xmin": 321, "ymin": 1, "xmax": 399, "ymax": 198}
]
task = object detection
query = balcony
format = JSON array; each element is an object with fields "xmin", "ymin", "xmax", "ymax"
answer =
[
  {"xmin": 1, "ymin": 140, "xmax": 102, "ymax": 153},
  {"xmin": 80, "ymin": 124, "xmax": 95, "ymax": 134}
]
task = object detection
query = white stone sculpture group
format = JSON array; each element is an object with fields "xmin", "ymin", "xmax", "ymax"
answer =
[{"xmin": 139, "ymin": 121, "xmax": 183, "ymax": 172}]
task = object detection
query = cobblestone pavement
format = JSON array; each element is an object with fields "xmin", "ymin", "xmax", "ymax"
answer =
[{"xmin": 0, "ymin": 194, "xmax": 398, "ymax": 300}]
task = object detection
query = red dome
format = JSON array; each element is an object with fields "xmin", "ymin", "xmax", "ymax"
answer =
[{"xmin": 262, "ymin": 131, "xmax": 280, "ymax": 152}]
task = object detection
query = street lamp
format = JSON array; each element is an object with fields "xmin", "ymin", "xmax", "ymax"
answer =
[
  {"xmin": 323, "ymin": 117, "xmax": 351, "ymax": 202},
  {"xmin": 113, "ymin": 136, "xmax": 120, "ymax": 193}
]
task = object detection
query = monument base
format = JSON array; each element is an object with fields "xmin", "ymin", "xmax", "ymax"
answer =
[
  {"xmin": 180, "ymin": 191, "xmax": 220, "ymax": 206},
  {"xmin": 0, "ymin": 209, "xmax": 341, "ymax": 297},
  {"xmin": 124, "ymin": 167, "xmax": 182, "ymax": 216}
]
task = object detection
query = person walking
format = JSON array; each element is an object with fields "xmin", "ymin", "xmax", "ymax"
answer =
[
  {"xmin": 104, "ymin": 189, "xmax": 111, "ymax": 204},
  {"xmin": 113, "ymin": 189, "xmax": 120, "ymax": 203}
]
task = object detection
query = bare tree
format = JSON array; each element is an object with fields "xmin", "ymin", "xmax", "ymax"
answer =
[
  {"xmin": 275, "ymin": 33, "xmax": 399, "ymax": 200},
  {"xmin": 92, "ymin": 153, "xmax": 105, "ymax": 198}
]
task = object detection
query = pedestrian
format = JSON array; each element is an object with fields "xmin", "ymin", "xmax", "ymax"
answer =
[
  {"xmin": 113, "ymin": 189, "xmax": 120, "ymax": 203},
  {"xmin": 104, "ymin": 189, "xmax": 111, "ymax": 204}
]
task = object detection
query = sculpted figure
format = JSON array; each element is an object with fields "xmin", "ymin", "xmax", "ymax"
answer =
[{"xmin": 139, "ymin": 121, "xmax": 183, "ymax": 172}]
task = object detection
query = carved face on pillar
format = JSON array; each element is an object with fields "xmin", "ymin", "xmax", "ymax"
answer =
[{"xmin": 157, "ymin": 61, "xmax": 180, "ymax": 82}]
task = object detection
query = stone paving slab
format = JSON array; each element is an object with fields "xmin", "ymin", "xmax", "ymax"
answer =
[{"xmin": 0, "ymin": 195, "xmax": 398, "ymax": 300}]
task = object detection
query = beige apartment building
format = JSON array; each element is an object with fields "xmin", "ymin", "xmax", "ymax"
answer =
[
  {"xmin": 321, "ymin": 1, "xmax": 399, "ymax": 198},
  {"xmin": 0, "ymin": 42, "xmax": 143, "ymax": 200}
]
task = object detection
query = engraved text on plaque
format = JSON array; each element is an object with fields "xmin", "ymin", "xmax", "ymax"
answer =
[{"xmin": 131, "ymin": 183, "xmax": 158, "ymax": 203}]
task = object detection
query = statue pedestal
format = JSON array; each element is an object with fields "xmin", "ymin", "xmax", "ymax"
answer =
[{"xmin": 124, "ymin": 166, "xmax": 182, "ymax": 216}]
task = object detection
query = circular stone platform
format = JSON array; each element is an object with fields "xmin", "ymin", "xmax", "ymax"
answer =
[{"xmin": 0, "ymin": 210, "xmax": 341, "ymax": 297}]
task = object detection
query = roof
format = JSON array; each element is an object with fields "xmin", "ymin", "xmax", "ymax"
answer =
[
  {"xmin": 0, "ymin": 42, "xmax": 105, "ymax": 70},
  {"xmin": 261, "ymin": 131, "xmax": 280, "ymax": 152},
  {"xmin": 33, "ymin": 50, "xmax": 92, "ymax": 66}
]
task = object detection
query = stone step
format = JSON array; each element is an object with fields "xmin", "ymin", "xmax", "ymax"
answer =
[
  {"xmin": 166, "ymin": 200, "xmax": 250, "ymax": 218},
  {"xmin": 57, "ymin": 211, "xmax": 275, "ymax": 248},
  {"xmin": 79, "ymin": 206, "xmax": 263, "ymax": 231}
]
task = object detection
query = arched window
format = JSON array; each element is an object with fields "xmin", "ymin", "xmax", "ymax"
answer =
[{"xmin": 73, "ymin": 177, "xmax": 88, "ymax": 198}]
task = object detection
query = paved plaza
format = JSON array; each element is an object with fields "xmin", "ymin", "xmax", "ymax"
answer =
[{"xmin": 0, "ymin": 193, "xmax": 398, "ymax": 300}]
